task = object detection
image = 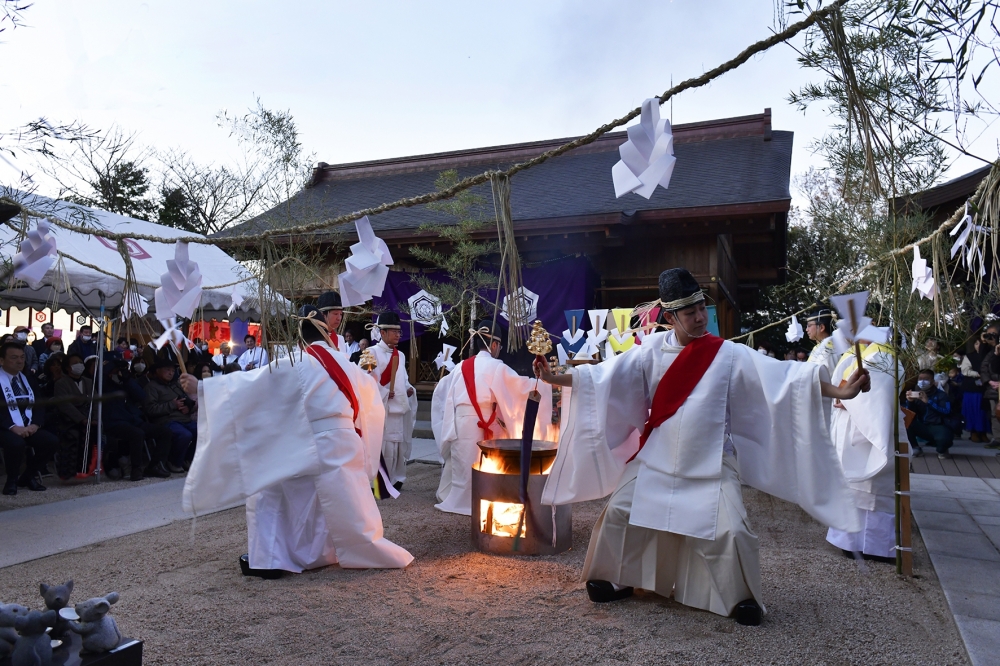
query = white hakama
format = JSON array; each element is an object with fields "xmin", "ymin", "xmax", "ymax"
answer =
[
  {"xmin": 583, "ymin": 455, "xmax": 763, "ymax": 616},
  {"xmin": 825, "ymin": 344, "xmax": 902, "ymax": 560},
  {"xmin": 183, "ymin": 343, "xmax": 413, "ymax": 571},
  {"xmin": 369, "ymin": 342, "xmax": 417, "ymax": 485},
  {"xmin": 543, "ymin": 331, "xmax": 861, "ymax": 617},
  {"xmin": 431, "ymin": 351, "xmax": 552, "ymax": 515}
]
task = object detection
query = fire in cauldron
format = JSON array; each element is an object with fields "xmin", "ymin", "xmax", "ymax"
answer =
[{"xmin": 471, "ymin": 439, "xmax": 572, "ymax": 556}]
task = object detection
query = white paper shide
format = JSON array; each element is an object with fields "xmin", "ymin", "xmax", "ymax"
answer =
[
  {"xmin": 338, "ymin": 216, "xmax": 393, "ymax": 307},
  {"xmin": 911, "ymin": 245, "xmax": 937, "ymax": 300},
  {"xmin": 154, "ymin": 241, "xmax": 203, "ymax": 320},
  {"xmin": 611, "ymin": 98, "xmax": 677, "ymax": 199},
  {"xmin": 13, "ymin": 220, "xmax": 58, "ymax": 288},
  {"xmin": 785, "ymin": 315, "xmax": 803, "ymax": 343}
]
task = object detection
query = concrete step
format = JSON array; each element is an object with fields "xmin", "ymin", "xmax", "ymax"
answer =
[{"xmin": 414, "ymin": 419, "xmax": 433, "ymax": 439}]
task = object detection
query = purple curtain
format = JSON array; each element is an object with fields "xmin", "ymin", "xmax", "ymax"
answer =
[{"xmin": 372, "ymin": 256, "xmax": 594, "ymax": 342}]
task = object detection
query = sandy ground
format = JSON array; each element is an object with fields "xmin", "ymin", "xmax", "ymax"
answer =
[{"xmin": 0, "ymin": 462, "xmax": 968, "ymax": 665}]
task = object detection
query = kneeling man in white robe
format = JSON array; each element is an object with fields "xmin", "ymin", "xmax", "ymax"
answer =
[
  {"xmin": 180, "ymin": 306, "xmax": 413, "ymax": 575},
  {"xmin": 536, "ymin": 268, "xmax": 867, "ymax": 625},
  {"xmin": 431, "ymin": 320, "xmax": 551, "ymax": 515},
  {"xmin": 826, "ymin": 338, "xmax": 903, "ymax": 561}
]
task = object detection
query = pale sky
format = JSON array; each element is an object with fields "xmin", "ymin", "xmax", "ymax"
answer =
[{"xmin": 3, "ymin": 0, "xmax": 997, "ymax": 208}]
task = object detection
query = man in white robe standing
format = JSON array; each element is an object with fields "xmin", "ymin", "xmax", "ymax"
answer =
[
  {"xmin": 806, "ymin": 307, "xmax": 838, "ymax": 376},
  {"xmin": 180, "ymin": 306, "xmax": 413, "ymax": 576},
  {"xmin": 431, "ymin": 320, "xmax": 552, "ymax": 515},
  {"xmin": 826, "ymin": 337, "xmax": 903, "ymax": 562},
  {"xmin": 536, "ymin": 268, "xmax": 868, "ymax": 625},
  {"xmin": 318, "ymin": 291, "xmax": 346, "ymax": 354},
  {"xmin": 367, "ymin": 311, "xmax": 417, "ymax": 491}
]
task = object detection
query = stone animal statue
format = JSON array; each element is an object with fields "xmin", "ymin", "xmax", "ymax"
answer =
[
  {"xmin": 69, "ymin": 593, "xmax": 122, "ymax": 654},
  {"xmin": 39, "ymin": 580, "xmax": 72, "ymax": 638},
  {"xmin": 11, "ymin": 609, "xmax": 57, "ymax": 666},
  {"xmin": 0, "ymin": 603, "xmax": 29, "ymax": 659}
]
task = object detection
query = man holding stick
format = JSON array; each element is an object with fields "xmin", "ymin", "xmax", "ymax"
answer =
[
  {"xmin": 535, "ymin": 267, "xmax": 869, "ymax": 625},
  {"xmin": 367, "ymin": 312, "xmax": 416, "ymax": 491}
]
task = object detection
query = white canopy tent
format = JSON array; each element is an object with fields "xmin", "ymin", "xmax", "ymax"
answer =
[
  {"xmin": 0, "ymin": 191, "xmax": 285, "ymax": 320},
  {"xmin": 0, "ymin": 191, "xmax": 290, "ymax": 484}
]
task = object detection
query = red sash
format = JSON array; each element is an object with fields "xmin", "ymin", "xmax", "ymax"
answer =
[
  {"xmin": 627, "ymin": 334, "xmax": 724, "ymax": 463},
  {"xmin": 379, "ymin": 347, "xmax": 398, "ymax": 386},
  {"xmin": 330, "ymin": 331, "xmax": 340, "ymax": 351},
  {"xmin": 461, "ymin": 357, "xmax": 497, "ymax": 439},
  {"xmin": 305, "ymin": 343, "xmax": 362, "ymax": 437}
]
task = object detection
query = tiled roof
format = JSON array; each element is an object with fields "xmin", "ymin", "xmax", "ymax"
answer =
[{"xmin": 219, "ymin": 110, "xmax": 792, "ymax": 240}]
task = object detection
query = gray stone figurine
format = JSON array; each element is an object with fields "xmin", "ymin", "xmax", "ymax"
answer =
[
  {"xmin": 68, "ymin": 592, "xmax": 122, "ymax": 654},
  {"xmin": 39, "ymin": 580, "xmax": 73, "ymax": 638},
  {"xmin": 11, "ymin": 609, "xmax": 57, "ymax": 666},
  {"xmin": 0, "ymin": 603, "xmax": 29, "ymax": 659}
]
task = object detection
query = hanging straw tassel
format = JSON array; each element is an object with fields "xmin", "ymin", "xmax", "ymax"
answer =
[{"xmin": 490, "ymin": 173, "xmax": 527, "ymax": 352}]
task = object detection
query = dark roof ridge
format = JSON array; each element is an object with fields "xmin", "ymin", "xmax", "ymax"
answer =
[{"xmin": 312, "ymin": 109, "xmax": 773, "ymax": 183}]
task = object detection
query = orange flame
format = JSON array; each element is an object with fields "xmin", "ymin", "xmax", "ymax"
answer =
[{"xmin": 480, "ymin": 500, "xmax": 526, "ymax": 537}]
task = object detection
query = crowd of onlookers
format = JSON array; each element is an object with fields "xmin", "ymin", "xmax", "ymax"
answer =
[
  {"xmin": 902, "ymin": 326, "xmax": 1000, "ymax": 459},
  {"xmin": 0, "ymin": 323, "xmax": 291, "ymax": 497}
]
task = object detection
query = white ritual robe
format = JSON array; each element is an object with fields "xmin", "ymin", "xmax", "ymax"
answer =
[
  {"xmin": 807, "ymin": 336, "xmax": 837, "ymax": 378},
  {"xmin": 369, "ymin": 342, "xmax": 417, "ymax": 484},
  {"xmin": 542, "ymin": 330, "xmax": 861, "ymax": 617},
  {"xmin": 237, "ymin": 347, "xmax": 269, "ymax": 371},
  {"xmin": 826, "ymin": 345, "xmax": 903, "ymax": 558},
  {"xmin": 182, "ymin": 342, "xmax": 413, "ymax": 571},
  {"xmin": 430, "ymin": 351, "xmax": 553, "ymax": 515}
]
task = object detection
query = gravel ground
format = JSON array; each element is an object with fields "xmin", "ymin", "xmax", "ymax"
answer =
[{"xmin": 0, "ymin": 462, "xmax": 968, "ymax": 665}]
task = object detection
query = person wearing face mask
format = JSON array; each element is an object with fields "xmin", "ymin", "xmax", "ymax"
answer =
[
  {"xmin": 68, "ymin": 325, "xmax": 97, "ymax": 360},
  {"xmin": 145, "ymin": 357, "xmax": 197, "ymax": 472},
  {"xmin": 51, "ymin": 353, "xmax": 96, "ymax": 479},
  {"xmin": 12, "ymin": 327, "xmax": 38, "ymax": 376},
  {"xmin": 905, "ymin": 369, "xmax": 954, "ymax": 459},
  {"xmin": 130, "ymin": 358, "xmax": 149, "ymax": 388},
  {"xmin": 39, "ymin": 337, "xmax": 64, "ymax": 367}
]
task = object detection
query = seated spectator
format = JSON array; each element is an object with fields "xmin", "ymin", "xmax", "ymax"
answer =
[
  {"xmin": 51, "ymin": 353, "xmax": 96, "ymax": 479},
  {"xmin": 238, "ymin": 334, "xmax": 268, "ymax": 371},
  {"xmin": 350, "ymin": 338, "xmax": 369, "ymax": 365},
  {"xmin": 38, "ymin": 337, "xmax": 64, "ymax": 367},
  {"xmin": 110, "ymin": 337, "xmax": 133, "ymax": 362},
  {"xmin": 191, "ymin": 362, "xmax": 213, "ymax": 380},
  {"xmin": 67, "ymin": 325, "xmax": 97, "ymax": 360},
  {"xmin": 190, "ymin": 340, "xmax": 220, "ymax": 375},
  {"xmin": 104, "ymin": 361, "xmax": 172, "ymax": 480},
  {"xmin": 905, "ymin": 368, "xmax": 954, "ymax": 459},
  {"xmin": 344, "ymin": 330, "xmax": 360, "ymax": 356},
  {"xmin": 0, "ymin": 342, "xmax": 57, "ymax": 495},
  {"xmin": 212, "ymin": 342, "xmax": 236, "ymax": 375},
  {"xmin": 38, "ymin": 353, "xmax": 64, "ymax": 398},
  {"xmin": 131, "ymin": 356, "xmax": 150, "ymax": 388},
  {"xmin": 795, "ymin": 348, "xmax": 808, "ymax": 362},
  {"xmin": 222, "ymin": 362, "xmax": 242, "ymax": 375},
  {"xmin": 12, "ymin": 327, "xmax": 38, "ymax": 376},
  {"xmin": 144, "ymin": 358, "xmax": 197, "ymax": 473}
]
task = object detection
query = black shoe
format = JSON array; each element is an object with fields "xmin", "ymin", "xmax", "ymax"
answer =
[
  {"xmin": 393, "ymin": 481, "xmax": 404, "ymax": 491},
  {"xmin": 106, "ymin": 467, "xmax": 122, "ymax": 481},
  {"xmin": 17, "ymin": 476, "xmax": 45, "ymax": 492},
  {"xmin": 167, "ymin": 462, "xmax": 185, "ymax": 474},
  {"xmin": 239, "ymin": 554, "xmax": 283, "ymax": 580},
  {"xmin": 145, "ymin": 463, "xmax": 171, "ymax": 479},
  {"xmin": 2, "ymin": 480, "xmax": 16, "ymax": 496},
  {"xmin": 586, "ymin": 580, "xmax": 633, "ymax": 603},
  {"xmin": 733, "ymin": 599, "xmax": 762, "ymax": 626},
  {"xmin": 129, "ymin": 470, "xmax": 144, "ymax": 482}
]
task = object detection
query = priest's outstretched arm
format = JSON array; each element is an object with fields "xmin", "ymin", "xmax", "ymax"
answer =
[{"xmin": 535, "ymin": 355, "xmax": 869, "ymax": 397}]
